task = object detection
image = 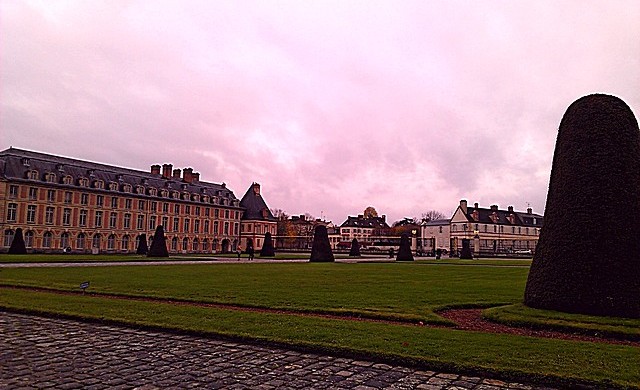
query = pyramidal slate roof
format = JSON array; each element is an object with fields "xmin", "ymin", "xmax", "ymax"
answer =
[
  {"xmin": 239, "ymin": 183, "xmax": 277, "ymax": 221},
  {"xmin": 0, "ymin": 147, "xmax": 240, "ymax": 206}
]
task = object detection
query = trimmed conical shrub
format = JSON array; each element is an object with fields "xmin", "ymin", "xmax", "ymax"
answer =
[
  {"xmin": 396, "ymin": 234, "xmax": 414, "ymax": 261},
  {"xmin": 310, "ymin": 225, "xmax": 334, "ymax": 262},
  {"xmin": 260, "ymin": 232, "xmax": 276, "ymax": 257},
  {"xmin": 460, "ymin": 239, "xmax": 473, "ymax": 259},
  {"xmin": 147, "ymin": 226, "xmax": 169, "ymax": 258},
  {"xmin": 349, "ymin": 238, "xmax": 361, "ymax": 257},
  {"xmin": 136, "ymin": 234, "xmax": 148, "ymax": 255},
  {"xmin": 524, "ymin": 94, "xmax": 640, "ymax": 318},
  {"xmin": 8, "ymin": 228, "xmax": 27, "ymax": 254}
]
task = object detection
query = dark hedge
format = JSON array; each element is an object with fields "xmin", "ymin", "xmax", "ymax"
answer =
[
  {"xmin": 260, "ymin": 232, "xmax": 276, "ymax": 257},
  {"xmin": 147, "ymin": 226, "xmax": 169, "ymax": 258},
  {"xmin": 524, "ymin": 94, "xmax": 640, "ymax": 318},
  {"xmin": 349, "ymin": 238, "xmax": 361, "ymax": 257},
  {"xmin": 309, "ymin": 225, "xmax": 335, "ymax": 262},
  {"xmin": 136, "ymin": 234, "xmax": 148, "ymax": 255},
  {"xmin": 396, "ymin": 234, "xmax": 414, "ymax": 261},
  {"xmin": 460, "ymin": 238, "xmax": 473, "ymax": 259},
  {"xmin": 8, "ymin": 228, "xmax": 27, "ymax": 254}
]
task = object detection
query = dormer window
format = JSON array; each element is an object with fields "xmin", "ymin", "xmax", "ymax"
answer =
[
  {"xmin": 148, "ymin": 188, "xmax": 157, "ymax": 196},
  {"xmin": 22, "ymin": 158, "xmax": 30, "ymax": 167},
  {"xmin": 136, "ymin": 185, "xmax": 145, "ymax": 194},
  {"xmin": 192, "ymin": 194, "xmax": 200, "ymax": 202},
  {"xmin": 62, "ymin": 175, "xmax": 73, "ymax": 185},
  {"xmin": 202, "ymin": 195, "xmax": 209, "ymax": 203},
  {"xmin": 93, "ymin": 180, "xmax": 104, "ymax": 189},
  {"xmin": 108, "ymin": 182, "xmax": 118, "ymax": 191},
  {"xmin": 122, "ymin": 184, "xmax": 132, "ymax": 193},
  {"xmin": 26, "ymin": 170, "xmax": 38, "ymax": 180},
  {"xmin": 182, "ymin": 192, "xmax": 190, "ymax": 200},
  {"xmin": 160, "ymin": 189, "xmax": 168, "ymax": 198},
  {"xmin": 78, "ymin": 177, "xmax": 89, "ymax": 187},
  {"xmin": 171, "ymin": 191, "xmax": 179, "ymax": 199},
  {"xmin": 45, "ymin": 172, "xmax": 56, "ymax": 183}
]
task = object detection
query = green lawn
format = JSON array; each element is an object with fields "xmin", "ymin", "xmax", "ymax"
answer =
[{"xmin": 1, "ymin": 261, "xmax": 638, "ymax": 388}]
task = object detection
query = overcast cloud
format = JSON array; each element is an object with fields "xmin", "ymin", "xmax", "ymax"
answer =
[{"xmin": 2, "ymin": 0, "xmax": 639, "ymax": 224}]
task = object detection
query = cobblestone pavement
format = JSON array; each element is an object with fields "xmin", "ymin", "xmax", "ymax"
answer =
[{"xmin": 1, "ymin": 312, "xmax": 557, "ymax": 390}]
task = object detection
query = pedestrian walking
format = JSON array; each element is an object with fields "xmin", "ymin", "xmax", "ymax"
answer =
[{"xmin": 248, "ymin": 246, "xmax": 255, "ymax": 261}]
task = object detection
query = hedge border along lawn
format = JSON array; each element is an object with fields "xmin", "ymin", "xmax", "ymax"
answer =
[{"xmin": 1, "ymin": 288, "xmax": 638, "ymax": 389}]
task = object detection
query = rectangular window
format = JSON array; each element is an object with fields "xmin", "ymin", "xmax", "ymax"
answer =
[
  {"xmin": 213, "ymin": 221, "xmax": 219, "ymax": 234},
  {"xmin": 224, "ymin": 221, "xmax": 229, "ymax": 235},
  {"xmin": 28, "ymin": 187, "xmax": 38, "ymax": 200},
  {"xmin": 224, "ymin": 210, "xmax": 229, "ymax": 219},
  {"xmin": 234, "ymin": 222, "xmax": 239, "ymax": 235},
  {"xmin": 214, "ymin": 209, "xmax": 219, "ymax": 218},
  {"xmin": 174, "ymin": 204, "xmax": 179, "ymax": 214},
  {"xmin": 64, "ymin": 191, "xmax": 73, "ymax": 204},
  {"xmin": 7, "ymin": 203, "xmax": 17, "ymax": 222},
  {"xmin": 137, "ymin": 215, "xmax": 145, "ymax": 230},
  {"xmin": 45, "ymin": 206, "xmax": 54, "ymax": 224},
  {"xmin": 63, "ymin": 208, "xmax": 71, "ymax": 225},
  {"xmin": 81, "ymin": 193, "xmax": 89, "ymax": 205},
  {"xmin": 184, "ymin": 218, "xmax": 190, "ymax": 233},
  {"xmin": 111, "ymin": 197, "xmax": 118, "ymax": 208},
  {"xmin": 124, "ymin": 213, "xmax": 131, "ymax": 229},
  {"xmin": 162, "ymin": 216, "xmax": 168, "ymax": 230},
  {"xmin": 185, "ymin": 205, "xmax": 191, "ymax": 215},
  {"xmin": 138, "ymin": 200, "xmax": 145, "ymax": 210},
  {"xmin": 194, "ymin": 219, "xmax": 200, "ymax": 233},
  {"xmin": 204, "ymin": 208, "xmax": 210, "ymax": 217},
  {"xmin": 109, "ymin": 212, "xmax": 117, "ymax": 228},
  {"xmin": 47, "ymin": 189, "xmax": 56, "ymax": 202},
  {"xmin": 125, "ymin": 199, "xmax": 132, "ymax": 209},
  {"xmin": 195, "ymin": 206, "xmax": 200, "ymax": 216},
  {"xmin": 26, "ymin": 205, "xmax": 37, "ymax": 223},
  {"xmin": 162, "ymin": 203, "xmax": 169, "ymax": 213},
  {"xmin": 95, "ymin": 211, "xmax": 103, "ymax": 227},
  {"xmin": 150, "ymin": 201, "xmax": 157, "ymax": 212},
  {"xmin": 173, "ymin": 217, "xmax": 179, "ymax": 232},
  {"xmin": 79, "ymin": 209, "xmax": 88, "ymax": 226},
  {"xmin": 149, "ymin": 216, "xmax": 157, "ymax": 230},
  {"xmin": 9, "ymin": 185, "xmax": 18, "ymax": 198},
  {"xmin": 96, "ymin": 195, "xmax": 104, "ymax": 207},
  {"xmin": 235, "ymin": 211, "xmax": 239, "ymax": 219},
  {"xmin": 204, "ymin": 220, "xmax": 210, "ymax": 234}
]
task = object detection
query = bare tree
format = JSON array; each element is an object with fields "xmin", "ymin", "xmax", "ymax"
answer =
[
  {"xmin": 363, "ymin": 206, "xmax": 378, "ymax": 218},
  {"xmin": 420, "ymin": 210, "xmax": 448, "ymax": 223}
]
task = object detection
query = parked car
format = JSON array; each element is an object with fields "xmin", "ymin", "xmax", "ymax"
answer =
[{"xmin": 514, "ymin": 249, "xmax": 532, "ymax": 255}]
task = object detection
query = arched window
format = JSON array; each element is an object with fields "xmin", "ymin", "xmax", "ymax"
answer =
[
  {"xmin": 46, "ymin": 173, "xmax": 56, "ymax": 183},
  {"xmin": 4, "ymin": 229, "xmax": 14, "ymax": 247},
  {"xmin": 121, "ymin": 235, "xmax": 130, "ymax": 250},
  {"xmin": 212, "ymin": 238, "xmax": 219, "ymax": 252},
  {"xmin": 60, "ymin": 232, "xmax": 70, "ymax": 249},
  {"xmin": 76, "ymin": 233, "xmax": 86, "ymax": 249},
  {"xmin": 24, "ymin": 230, "xmax": 34, "ymax": 248},
  {"xmin": 43, "ymin": 231, "xmax": 53, "ymax": 248},
  {"xmin": 202, "ymin": 238, "xmax": 209, "ymax": 251},
  {"xmin": 192, "ymin": 238, "xmax": 199, "ymax": 251},
  {"xmin": 92, "ymin": 234, "xmax": 101, "ymax": 249},
  {"xmin": 182, "ymin": 237, "xmax": 189, "ymax": 251},
  {"xmin": 27, "ymin": 170, "xmax": 39, "ymax": 180},
  {"xmin": 62, "ymin": 175, "xmax": 73, "ymax": 185},
  {"xmin": 171, "ymin": 237, "xmax": 178, "ymax": 251},
  {"xmin": 93, "ymin": 180, "xmax": 104, "ymax": 189},
  {"xmin": 107, "ymin": 234, "xmax": 116, "ymax": 250}
]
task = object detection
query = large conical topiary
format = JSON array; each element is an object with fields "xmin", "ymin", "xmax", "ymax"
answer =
[
  {"xmin": 524, "ymin": 94, "xmax": 640, "ymax": 318},
  {"xmin": 396, "ymin": 234, "xmax": 414, "ymax": 261},
  {"xmin": 136, "ymin": 234, "xmax": 148, "ymax": 255},
  {"xmin": 260, "ymin": 232, "xmax": 276, "ymax": 257},
  {"xmin": 8, "ymin": 228, "xmax": 27, "ymax": 254},
  {"xmin": 349, "ymin": 238, "xmax": 361, "ymax": 257},
  {"xmin": 310, "ymin": 225, "xmax": 334, "ymax": 262},
  {"xmin": 147, "ymin": 226, "xmax": 169, "ymax": 258},
  {"xmin": 460, "ymin": 239, "xmax": 473, "ymax": 259}
]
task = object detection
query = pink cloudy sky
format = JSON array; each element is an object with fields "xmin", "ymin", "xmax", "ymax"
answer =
[{"xmin": 2, "ymin": 1, "xmax": 639, "ymax": 224}]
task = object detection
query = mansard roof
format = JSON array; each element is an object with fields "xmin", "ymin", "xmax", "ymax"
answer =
[
  {"xmin": 0, "ymin": 147, "xmax": 240, "ymax": 207},
  {"xmin": 461, "ymin": 204, "xmax": 543, "ymax": 228},
  {"xmin": 340, "ymin": 215, "xmax": 390, "ymax": 229},
  {"xmin": 239, "ymin": 183, "xmax": 277, "ymax": 221}
]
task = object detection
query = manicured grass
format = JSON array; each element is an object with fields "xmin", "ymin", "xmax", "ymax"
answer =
[
  {"xmin": 1, "ymin": 288, "xmax": 638, "ymax": 389},
  {"xmin": 0, "ymin": 263, "xmax": 525, "ymax": 323},
  {"xmin": 416, "ymin": 258, "xmax": 532, "ymax": 267},
  {"xmin": 485, "ymin": 304, "xmax": 640, "ymax": 339},
  {"xmin": 1, "ymin": 261, "xmax": 638, "ymax": 388}
]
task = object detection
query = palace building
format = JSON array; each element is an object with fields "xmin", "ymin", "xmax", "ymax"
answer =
[
  {"xmin": 238, "ymin": 182, "xmax": 277, "ymax": 251},
  {"xmin": 0, "ymin": 147, "xmax": 244, "ymax": 254}
]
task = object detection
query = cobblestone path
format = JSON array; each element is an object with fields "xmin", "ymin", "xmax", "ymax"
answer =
[{"xmin": 1, "ymin": 312, "xmax": 557, "ymax": 389}]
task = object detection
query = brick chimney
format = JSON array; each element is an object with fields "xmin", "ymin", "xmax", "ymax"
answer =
[
  {"xmin": 193, "ymin": 172, "xmax": 200, "ymax": 183},
  {"xmin": 162, "ymin": 164, "xmax": 173, "ymax": 179},
  {"xmin": 508, "ymin": 206, "xmax": 514, "ymax": 213},
  {"xmin": 490, "ymin": 205, "xmax": 498, "ymax": 211},
  {"xmin": 183, "ymin": 168, "xmax": 194, "ymax": 183},
  {"xmin": 172, "ymin": 169, "xmax": 181, "ymax": 179},
  {"xmin": 382, "ymin": 215, "xmax": 386, "ymax": 222},
  {"xmin": 150, "ymin": 165, "xmax": 161, "ymax": 175},
  {"xmin": 474, "ymin": 202, "xmax": 479, "ymax": 209},
  {"xmin": 460, "ymin": 199, "xmax": 468, "ymax": 214},
  {"xmin": 527, "ymin": 207, "xmax": 533, "ymax": 214}
]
